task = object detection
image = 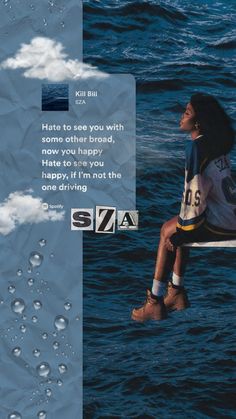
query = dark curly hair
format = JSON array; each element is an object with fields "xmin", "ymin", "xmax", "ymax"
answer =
[{"xmin": 190, "ymin": 93, "xmax": 235, "ymax": 159}]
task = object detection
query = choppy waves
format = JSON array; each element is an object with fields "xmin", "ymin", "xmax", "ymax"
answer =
[{"xmin": 83, "ymin": 1, "xmax": 236, "ymax": 418}]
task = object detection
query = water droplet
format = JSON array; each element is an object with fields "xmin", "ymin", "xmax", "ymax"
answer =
[
  {"xmin": 60, "ymin": 21, "xmax": 65, "ymax": 27},
  {"xmin": 54, "ymin": 315, "xmax": 68, "ymax": 331},
  {"xmin": 45, "ymin": 388, "xmax": 52, "ymax": 397},
  {"xmin": 42, "ymin": 332, "xmax": 48, "ymax": 340},
  {"xmin": 47, "ymin": 378, "xmax": 52, "ymax": 384},
  {"xmin": 22, "ymin": 314, "xmax": 27, "ymax": 320},
  {"xmin": 27, "ymin": 278, "xmax": 35, "ymax": 286},
  {"xmin": 39, "ymin": 239, "xmax": 47, "ymax": 247},
  {"xmin": 36, "ymin": 362, "xmax": 51, "ymax": 378},
  {"xmin": 32, "ymin": 315, "xmax": 38, "ymax": 323},
  {"xmin": 8, "ymin": 285, "xmax": 16, "ymax": 294},
  {"xmin": 37, "ymin": 410, "xmax": 47, "ymax": 418},
  {"xmin": 43, "ymin": 18, "xmax": 48, "ymax": 26},
  {"xmin": 33, "ymin": 300, "xmax": 42, "ymax": 310},
  {"xmin": 12, "ymin": 347, "xmax": 21, "ymax": 357},
  {"xmin": 0, "ymin": 300, "xmax": 4, "ymax": 305},
  {"xmin": 3, "ymin": 0, "xmax": 10, "ymax": 6},
  {"xmin": 58, "ymin": 363, "xmax": 67, "ymax": 374},
  {"xmin": 50, "ymin": 253, "xmax": 54, "ymax": 258},
  {"xmin": 75, "ymin": 315, "xmax": 80, "ymax": 321},
  {"xmin": 17, "ymin": 269, "xmax": 23, "ymax": 277},
  {"xmin": 11, "ymin": 299, "xmax": 25, "ymax": 314},
  {"xmin": 20, "ymin": 324, "xmax": 26, "ymax": 333},
  {"xmin": 64, "ymin": 302, "xmax": 72, "ymax": 311},
  {"xmin": 27, "ymin": 267, "xmax": 32, "ymax": 273},
  {"xmin": 57, "ymin": 379, "xmax": 63, "ymax": 386},
  {"xmin": 52, "ymin": 331, "xmax": 57, "ymax": 337},
  {"xmin": 33, "ymin": 348, "xmax": 41, "ymax": 357},
  {"xmin": 8, "ymin": 413, "xmax": 22, "ymax": 419},
  {"xmin": 53, "ymin": 341, "xmax": 59, "ymax": 350},
  {"xmin": 29, "ymin": 251, "xmax": 43, "ymax": 268}
]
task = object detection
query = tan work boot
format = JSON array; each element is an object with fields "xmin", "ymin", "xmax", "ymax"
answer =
[
  {"xmin": 164, "ymin": 282, "xmax": 190, "ymax": 311},
  {"xmin": 131, "ymin": 289, "xmax": 167, "ymax": 322}
]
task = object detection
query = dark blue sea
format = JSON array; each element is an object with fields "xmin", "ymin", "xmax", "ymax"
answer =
[
  {"xmin": 83, "ymin": 1, "xmax": 236, "ymax": 418},
  {"xmin": 42, "ymin": 83, "xmax": 69, "ymax": 111}
]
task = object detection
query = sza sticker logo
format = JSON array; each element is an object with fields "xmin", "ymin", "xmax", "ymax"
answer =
[{"xmin": 71, "ymin": 207, "xmax": 139, "ymax": 233}]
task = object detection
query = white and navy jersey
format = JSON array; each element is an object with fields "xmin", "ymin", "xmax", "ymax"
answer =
[{"xmin": 174, "ymin": 135, "xmax": 236, "ymax": 245}]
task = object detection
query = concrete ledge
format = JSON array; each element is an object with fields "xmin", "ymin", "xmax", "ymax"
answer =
[{"xmin": 183, "ymin": 241, "xmax": 236, "ymax": 247}]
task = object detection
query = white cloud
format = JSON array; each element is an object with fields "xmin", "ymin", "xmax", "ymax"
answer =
[
  {"xmin": 1, "ymin": 37, "xmax": 108, "ymax": 81},
  {"xmin": 0, "ymin": 191, "xmax": 64, "ymax": 235}
]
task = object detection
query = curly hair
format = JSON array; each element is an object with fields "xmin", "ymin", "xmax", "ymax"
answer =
[{"xmin": 190, "ymin": 93, "xmax": 235, "ymax": 158}]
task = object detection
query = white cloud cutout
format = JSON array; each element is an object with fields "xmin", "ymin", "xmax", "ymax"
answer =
[
  {"xmin": 0, "ymin": 191, "xmax": 64, "ymax": 235},
  {"xmin": 1, "ymin": 37, "xmax": 108, "ymax": 81}
]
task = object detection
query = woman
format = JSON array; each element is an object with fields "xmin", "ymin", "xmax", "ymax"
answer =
[{"xmin": 132, "ymin": 93, "xmax": 236, "ymax": 322}]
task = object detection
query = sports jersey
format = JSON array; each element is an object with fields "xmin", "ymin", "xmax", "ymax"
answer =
[{"xmin": 170, "ymin": 134, "xmax": 236, "ymax": 246}]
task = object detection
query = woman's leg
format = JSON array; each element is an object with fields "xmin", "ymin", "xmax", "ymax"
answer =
[
  {"xmin": 132, "ymin": 216, "xmax": 190, "ymax": 321},
  {"xmin": 153, "ymin": 216, "xmax": 191, "ymax": 311},
  {"xmin": 173, "ymin": 247, "xmax": 190, "ymax": 278},
  {"xmin": 154, "ymin": 216, "xmax": 179, "ymax": 282},
  {"xmin": 154, "ymin": 216, "xmax": 190, "ymax": 281}
]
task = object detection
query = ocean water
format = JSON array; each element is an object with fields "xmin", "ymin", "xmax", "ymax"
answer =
[
  {"xmin": 83, "ymin": 1, "xmax": 236, "ymax": 418},
  {"xmin": 42, "ymin": 84, "xmax": 69, "ymax": 111}
]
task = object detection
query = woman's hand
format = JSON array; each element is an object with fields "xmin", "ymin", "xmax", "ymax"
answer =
[{"xmin": 165, "ymin": 237, "xmax": 176, "ymax": 252}]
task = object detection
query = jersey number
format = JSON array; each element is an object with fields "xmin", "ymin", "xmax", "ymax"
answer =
[{"xmin": 222, "ymin": 176, "xmax": 236, "ymax": 204}]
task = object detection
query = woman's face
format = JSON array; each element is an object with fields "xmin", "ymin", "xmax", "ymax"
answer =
[{"xmin": 180, "ymin": 102, "xmax": 196, "ymax": 132}]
